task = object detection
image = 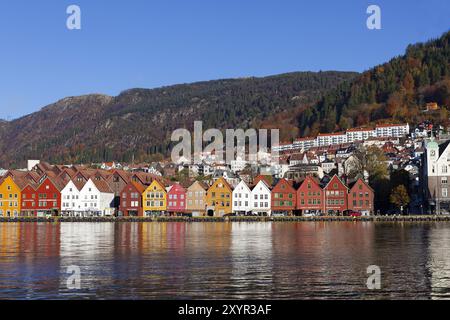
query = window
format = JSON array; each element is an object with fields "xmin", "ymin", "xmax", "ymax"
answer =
[
  {"xmin": 443, "ymin": 188, "xmax": 448, "ymax": 197},
  {"xmin": 442, "ymin": 177, "xmax": 448, "ymax": 185}
]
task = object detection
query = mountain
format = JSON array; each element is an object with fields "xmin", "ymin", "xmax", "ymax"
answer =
[
  {"xmin": 295, "ymin": 30, "xmax": 450, "ymax": 136},
  {"xmin": 0, "ymin": 71, "xmax": 357, "ymax": 168}
]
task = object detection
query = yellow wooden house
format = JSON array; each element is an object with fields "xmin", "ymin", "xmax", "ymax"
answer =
[
  {"xmin": 206, "ymin": 177, "xmax": 233, "ymax": 217},
  {"xmin": 0, "ymin": 176, "xmax": 23, "ymax": 217},
  {"xmin": 142, "ymin": 179, "xmax": 167, "ymax": 216}
]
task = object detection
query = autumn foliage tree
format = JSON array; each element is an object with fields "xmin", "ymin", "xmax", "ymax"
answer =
[{"xmin": 390, "ymin": 185, "xmax": 410, "ymax": 214}]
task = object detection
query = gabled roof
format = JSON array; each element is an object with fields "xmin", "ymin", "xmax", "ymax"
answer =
[
  {"xmin": 272, "ymin": 178, "xmax": 296, "ymax": 193},
  {"xmin": 252, "ymin": 175, "xmax": 272, "ymax": 187},
  {"xmin": 251, "ymin": 179, "xmax": 272, "ymax": 192},
  {"xmin": 131, "ymin": 172, "xmax": 160, "ymax": 186},
  {"xmin": 211, "ymin": 176, "xmax": 233, "ymax": 192},
  {"xmin": 167, "ymin": 183, "xmax": 186, "ymax": 194},
  {"xmin": 130, "ymin": 181, "xmax": 146, "ymax": 194},
  {"xmin": 323, "ymin": 175, "xmax": 349, "ymax": 190},
  {"xmin": 10, "ymin": 176, "xmax": 30, "ymax": 190},
  {"xmin": 36, "ymin": 176, "xmax": 66, "ymax": 192},
  {"xmin": 348, "ymin": 178, "xmax": 374, "ymax": 193},
  {"xmin": 91, "ymin": 178, "xmax": 113, "ymax": 193},
  {"xmin": 187, "ymin": 180, "xmax": 209, "ymax": 191},
  {"xmin": 71, "ymin": 179, "xmax": 87, "ymax": 191},
  {"xmin": 438, "ymin": 140, "xmax": 450, "ymax": 158},
  {"xmin": 233, "ymin": 180, "xmax": 251, "ymax": 193},
  {"xmin": 297, "ymin": 175, "xmax": 322, "ymax": 190},
  {"xmin": 108, "ymin": 169, "xmax": 131, "ymax": 183},
  {"xmin": 145, "ymin": 179, "xmax": 167, "ymax": 192}
]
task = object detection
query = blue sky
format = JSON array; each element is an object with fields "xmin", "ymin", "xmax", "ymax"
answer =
[{"xmin": 0, "ymin": 0, "xmax": 448, "ymax": 119}]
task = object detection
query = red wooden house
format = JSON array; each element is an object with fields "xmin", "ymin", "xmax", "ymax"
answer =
[
  {"xmin": 166, "ymin": 183, "xmax": 186, "ymax": 214},
  {"xmin": 119, "ymin": 181, "xmax": 146, "ymax": 217},
  {"xmin": 347, "ymin": 178, "xmax": 374, "ymax": 215},
  {"xmin": 21, "ymin": 183, "xmax": 38, "ymax": 217},
  {"xmin": 296, "ymin": 176, "xmax": 324, "ymax": 215},
  {"xmin": 21, "ymin": 176, "xmax": 64, "ymax": 217},
  {"xmin": 271, "ymin": 178, "xmax": 296, "ymax": 215},
  {"xmin": 323, "ymin": 175, "xmax": 348, "ymax": 214}
]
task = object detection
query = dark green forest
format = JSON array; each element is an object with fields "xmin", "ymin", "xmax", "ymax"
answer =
[{"xmin": 298, "ymin": 31, "xmax": 450, "ymax": 136}]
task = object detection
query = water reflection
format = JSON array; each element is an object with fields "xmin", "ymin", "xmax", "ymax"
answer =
[
  {"xmin": 0, "ymin": 223, "xmax": 60, "ymax": 299},
  {"xmin": 0, "ymin": 222, "xmax": 450, "ymax": 299},
  {"xmin": 230, "ymin": 223, "xmax": 273, "ymax": 299},
  {"xmin": 428, "ymin": 224, "xmax": 450, "ymax": 299},
  {"xmin": 59, "ymin": 223, "xmax": 115, "ymax": 299}
]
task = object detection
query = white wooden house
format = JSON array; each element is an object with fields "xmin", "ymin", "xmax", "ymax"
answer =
[
  {"xmin": 251, "ymin": 180, "xmax": 272, "ymax": 216},
  {"xmin": 79, "ymin": 179, "xmax": 115, "ymax": 216},
  {"xmin": 61, "ymin": 180, "xmax": 84, "ymax": 216},
  {"xmin": 232, "ymin": 180, "xmax": 252, "ymax": 215}
]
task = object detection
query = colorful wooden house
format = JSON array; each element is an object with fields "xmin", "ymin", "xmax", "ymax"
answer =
[
  {"xmin": 143, "ymin": 179, "xmax": 167, "ymax": 216},
  {"xmin": 166, "ymin": 183, "xmax": 187, "ymax": 214},
  {"xmin": 271, "ymin": 178, "xmax": 296, "ymax": 215},
  {"xmin": 0, "ymin": 176, "xmax": 25, "ymax": 217},
  {"xmin": 21, "ymin": 182, "xmax": 38, "ymax": 217},
  {"xmin": 232, "ymin": 180, "xmax": 252, "ymax": 215},
  {"xmin": 107, "ymin": 170, "xmax": 131, "ymax": 209},
  {"xmin": 206, "ymin": 177, "xmax": 233, "ymax": 217},
  {"xmin": 119, "ymin": 181, "xmax": 146, "ymax": 217},
  {"xmin": 61, "ymin": 179, "xmax": 86, "ymax": 216},
  {"xmin": 79, "ymin": 178, "xmax": 115, "ymax": 217},
  {"xmin": 185, "ymin": 181, "xmax": 208, "ymax": 216},
  {"xmin": 296, "ymin": 176, "xmax": 324, "ymax": 215},
  {"xmin": 21, "ymin": 176, "xmax": 64, "ymax": 217},
  {"xmin": 251, "ymin": 180, "xmax": 272, "ymax": 216},
  {"xmin": 347, "ymin": 178, "xmax": 374, "ymax": 215},
  {"xmin": 323, "ymin": 175, "xmax": 348, "ymax": 214}
]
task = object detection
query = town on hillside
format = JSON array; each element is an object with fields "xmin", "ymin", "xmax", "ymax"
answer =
[{"xmin": 0, "ymin": 119, "xmax": 448, "ymax": 217}]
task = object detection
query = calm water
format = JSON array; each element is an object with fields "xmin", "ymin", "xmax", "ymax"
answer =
[{"xmin": 1, "ymin": 222, "xmax": 450, "ymax": 300}]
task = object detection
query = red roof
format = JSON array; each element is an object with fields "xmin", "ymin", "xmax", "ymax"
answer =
[
  {"xmin": 375, "ymin": 123, "xmax": 407, "ymax": 128},
  {"xmin": 317, "ymin": 132, "xmax": 346, "ymax": 137}
]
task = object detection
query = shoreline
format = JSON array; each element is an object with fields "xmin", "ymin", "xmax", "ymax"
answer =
[{"xmin": 1, "ymin": 215, "xmax": 450, "ymax": 223}]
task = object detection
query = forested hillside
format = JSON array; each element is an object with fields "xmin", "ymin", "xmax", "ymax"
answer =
[
  {"xmin": 0, "ymin": 71, "xmax": 357, "ymax": 168},
  {"xmin": 296, "ymin": 31, "xmax": 450, "ymax": 136}
]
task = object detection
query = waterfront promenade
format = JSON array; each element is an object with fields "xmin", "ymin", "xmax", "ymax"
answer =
[{"xmin": 1, "ymin": 215, "xmax": 450, "ymax": 223}]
